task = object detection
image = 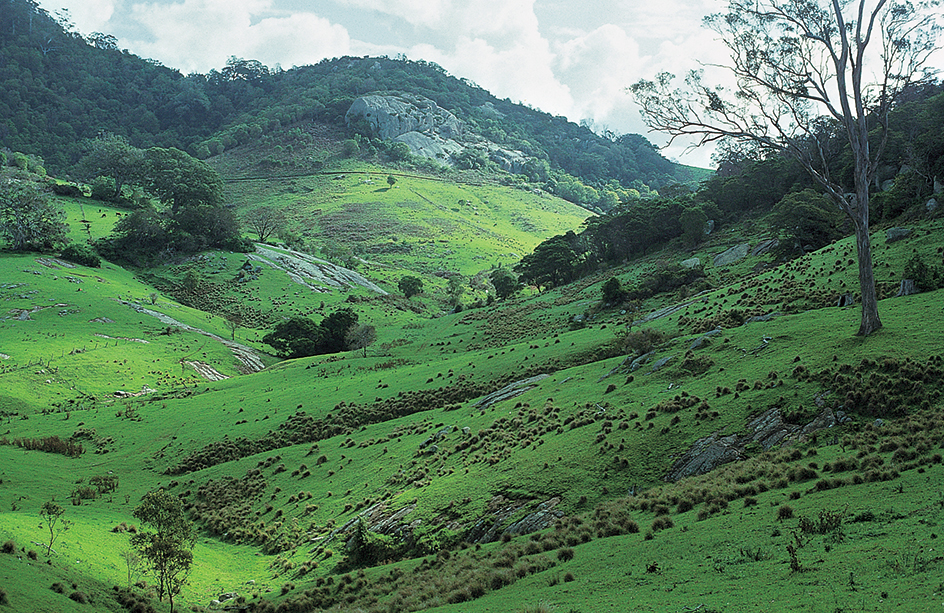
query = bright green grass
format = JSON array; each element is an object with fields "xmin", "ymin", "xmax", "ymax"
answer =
[{"xmin": 1, "ymin": 182, "xmax": 942, "ymax": 612}]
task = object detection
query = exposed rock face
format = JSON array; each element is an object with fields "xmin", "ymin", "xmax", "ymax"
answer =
[
  {"xmin": 886, "ymin": 227, "xmax": 912, "ymax": 243},
  {"xmin": 751, "ymin": 238, "xmax": 779, "ymax": 257},
  {"xmin": 897, "ymin": 279, "xmax": 919, "ymax": 297},
  {"xmin": 346, "ymin": 93, "xmax": 530, "ymax": 170},
  {"xmin": 664, "ymin": 407, "xmax": 836, "ymax": 482},
  {"xmin": 473, "ymin": 374, "xmax": 550, "ymax": 410},
  {"xmin": 712, "ymin": 243, "xmax": 750, "ymax": 267},
  {"xmin": 681, "ymin": 257, "xmax": 701, "ymax": 269},
  {"xmin": 346, "ymin": 93, "xmax": 463, "ymax": 141}
]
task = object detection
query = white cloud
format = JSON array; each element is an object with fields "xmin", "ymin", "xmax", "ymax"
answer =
[{"xmin": 123, "ymin": 0, "xmax": 350, "ymax": 72}]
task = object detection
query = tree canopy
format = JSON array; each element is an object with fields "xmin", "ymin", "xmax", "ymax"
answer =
[
  {"xmin": 132, "ymin": 490, "xmax": 195, "ymax": 613},
  {"xmin": 0, "ymin": 170, "xmax": 67, "ymax": 251},
  {"xmin": 263, "ymin": 308, "xmax": 360, "ymax": 359}
]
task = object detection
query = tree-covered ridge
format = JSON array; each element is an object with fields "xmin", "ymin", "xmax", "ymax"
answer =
[
  {"xmin": 0, "ymin": 0, "xmax": 697, "ymax": 196},
  {"xmin": 514, "ymin": 83, "xmax": 944, "ymax": 289}
]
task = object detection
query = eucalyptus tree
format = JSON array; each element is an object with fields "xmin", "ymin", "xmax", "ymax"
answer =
[{"xmin": 631, "ymin": 0, "xmax": 942, "ymax": 336}]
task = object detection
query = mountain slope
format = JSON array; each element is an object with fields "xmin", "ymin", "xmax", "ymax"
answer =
[{"xmin": 1, "ymin": 173, "xmax": 942, "ymax": 611}]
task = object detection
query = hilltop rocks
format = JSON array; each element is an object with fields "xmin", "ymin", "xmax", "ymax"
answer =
[
  {"xmin": 681, "ymin": 257, "xmax": 701, "ymax": 270},
  {"xmin": 346, "ymin": 93, "xmax": 463, "ymax": 141},
  {"xmin": 345, "ymin": 93, "xmax": 531, "ymax": 171}
]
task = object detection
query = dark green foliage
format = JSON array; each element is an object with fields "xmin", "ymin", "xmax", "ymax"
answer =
[
  {"xmin": 514, "ymin": 232, "xmax": 583, "ymax": 288},
  {"xmin": 0, "ymin": 171, "xmax": 67, "ymax": 251},
  {"xmin": 770, "ymin": 189, "xmax": 844, "ymax": 258},
  {"xmin": 92, "ymin": 146, "xmax": 241, "ymax": 261},
  {"xmin": 398, "ymin": 275, "xmax": 424, "ymax": 298},
  {"xmin": 263, "ymin": 308, "xmax": 358, "ymax": 358},
  {"xmin": 679, "ymin": 205, "xmax": 709, "ymax": 247},
  {"xmin": 60, "ymin": 243, "xmax": 101, "ymax": 268},
  {"xmin": 143, "ymin": 147, "xmax": 223, "ymax": 215},
  {"xmin": 490, "ymin": 268, "xmax": 522, "ymax": 300},
  {"xmin": 68, "ymin": 591, "xmax": 88, "ymax": 604},
  {"xmin": 0, "ymin": 585, "xmax": 7, "ymax": 605},
  {"xmin": 344, "ymin": 519, "xmax": 401, "ymax": 568},
  {"xmin": 78, "ymin": 134, "xmax": 144, "ymax": 201},
  {"xmin": 903, "ymin": 253, "xmax": 943, "ymax": 292},
  {"xmin": 601, "ymin": 277, "xmax": 627, "ymax": 304},
  {"xmin": 263, "ymin": 317, "xmax": 325, "ymax": 359}
]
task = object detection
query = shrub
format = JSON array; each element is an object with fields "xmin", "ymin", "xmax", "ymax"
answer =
[
  {"xmin": 777, "ymin": 505, "xmax": 794, "ymax": 521},
  {"xmin": 68, "ymin": 591, "xmax": 89, "ymax": 604},
  {"xmin": 904, "ymin": 253, "xmax": 944, "ymax": 292},
  {"xmin": 50, "ymin": 582, "xmax": 66, "ymax": 594},
  {"xmin": 614, "ymin": 328, "xmax": 666, "ymax": 357},
  {"xmin": 651, "ymin": 516, "xmax": 674, "ymax": 532},
  {"xmin": 557, "ymin": 547, "xmax": 575, "ymax": 562},
  {"xmin": 0, "ymin": 540, "xmax": 14, "ymax": 554},
  {"xmin": 90, "ymin": 175, "xmax": 117, "ymax": 201},
  {"xmin": 0, "ymin": 586, "xmax": 7, "ymax": 605}
]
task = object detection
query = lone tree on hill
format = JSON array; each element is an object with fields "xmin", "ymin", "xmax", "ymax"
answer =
[
  {"xmin": 398, "ymin": 275, "xmax": 424, "ymax": 298},
  {"xmin": 346, "ymin": 324, "xmax": 377, "ymax": 357},
  {"xmin": 630, "ymin": 0, "xmax": 942, "ymax": 337},
  {"xmin": 242, "ymin": 205, "xmax": 286, "ymax": 243},
  {"xmin": 40, "ymin": 500, "xmax": 70, "ymax": 556},
  {"xmin": 132, "ymin": 490, "xmax": 195, "ymax": 613}
]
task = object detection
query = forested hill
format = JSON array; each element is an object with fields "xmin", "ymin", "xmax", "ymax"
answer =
[{"xmin": 0, "ymin": 0, "xmax": 700, "ymax": 192}]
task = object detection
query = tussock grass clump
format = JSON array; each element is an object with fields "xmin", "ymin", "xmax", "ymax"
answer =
[{"xmin": 0, "ymin": 435, "xmax": 83, "ymax": 457}]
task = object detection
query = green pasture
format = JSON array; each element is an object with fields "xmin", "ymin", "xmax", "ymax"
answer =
[{"xmin": 1, "ymin": 177, "xmax": 943, "ymax": 612}]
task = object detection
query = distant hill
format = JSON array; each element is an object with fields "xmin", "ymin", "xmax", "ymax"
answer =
[{"xmin": 0, "ymin": 0, "xmax": 705, "ymax": 201}]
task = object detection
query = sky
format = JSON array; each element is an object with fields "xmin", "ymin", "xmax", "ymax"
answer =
[{"xmin": 34, "ymin": 0, "xmax": 941, "ymax": 170}]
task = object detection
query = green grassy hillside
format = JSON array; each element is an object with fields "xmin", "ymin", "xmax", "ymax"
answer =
[{"xmin": 1, "ymin": 172, "xmax": 942, "ymax": 612}]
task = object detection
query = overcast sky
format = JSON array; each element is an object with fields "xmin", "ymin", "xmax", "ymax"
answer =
[{"xmin": 33, "ymin": 0, "xmax": 944, "ymax": 169}]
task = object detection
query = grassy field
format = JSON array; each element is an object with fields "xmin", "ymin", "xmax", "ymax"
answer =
[{"xmin": 0, "ymin": 165, "xmax": 942, "ymax": 612}]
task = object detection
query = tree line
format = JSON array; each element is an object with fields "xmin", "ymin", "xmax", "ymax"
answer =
[{"xmin": 0, "ymin": 0, "xmax": 696, "ymax": 207}]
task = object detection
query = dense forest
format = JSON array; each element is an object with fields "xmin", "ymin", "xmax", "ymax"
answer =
[{"xmin": 0, "ymin": 0, "xmax": 696, "ymax": 198}]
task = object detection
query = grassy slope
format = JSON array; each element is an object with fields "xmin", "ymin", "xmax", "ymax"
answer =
[{"xmin": 1, "ymin": 170, "xmax": 942, "ymax": 612}]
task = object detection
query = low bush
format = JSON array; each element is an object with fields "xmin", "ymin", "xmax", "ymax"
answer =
[
  {"xmin": 68, "ymin": 591, "xmax": 89, "ymax": 604},
  {"xmin": 60, "ymin": 243, "xmax": 101, "ymax": 268}
]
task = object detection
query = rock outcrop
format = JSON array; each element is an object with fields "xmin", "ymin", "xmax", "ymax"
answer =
[
  {"xmin": 346, "ymin": 93, "xmax": 530, "ymax": 171},
  {"xmin": 346, "ymin": 93, "xmax": 462, "ymax": 141},
  {"xmin": 664, "ymin": 407, "xmax": 837, "ymax": 482},
  {"xmin": 712, "ymin": 243, "xmax": 750, "ymax": 267}
]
